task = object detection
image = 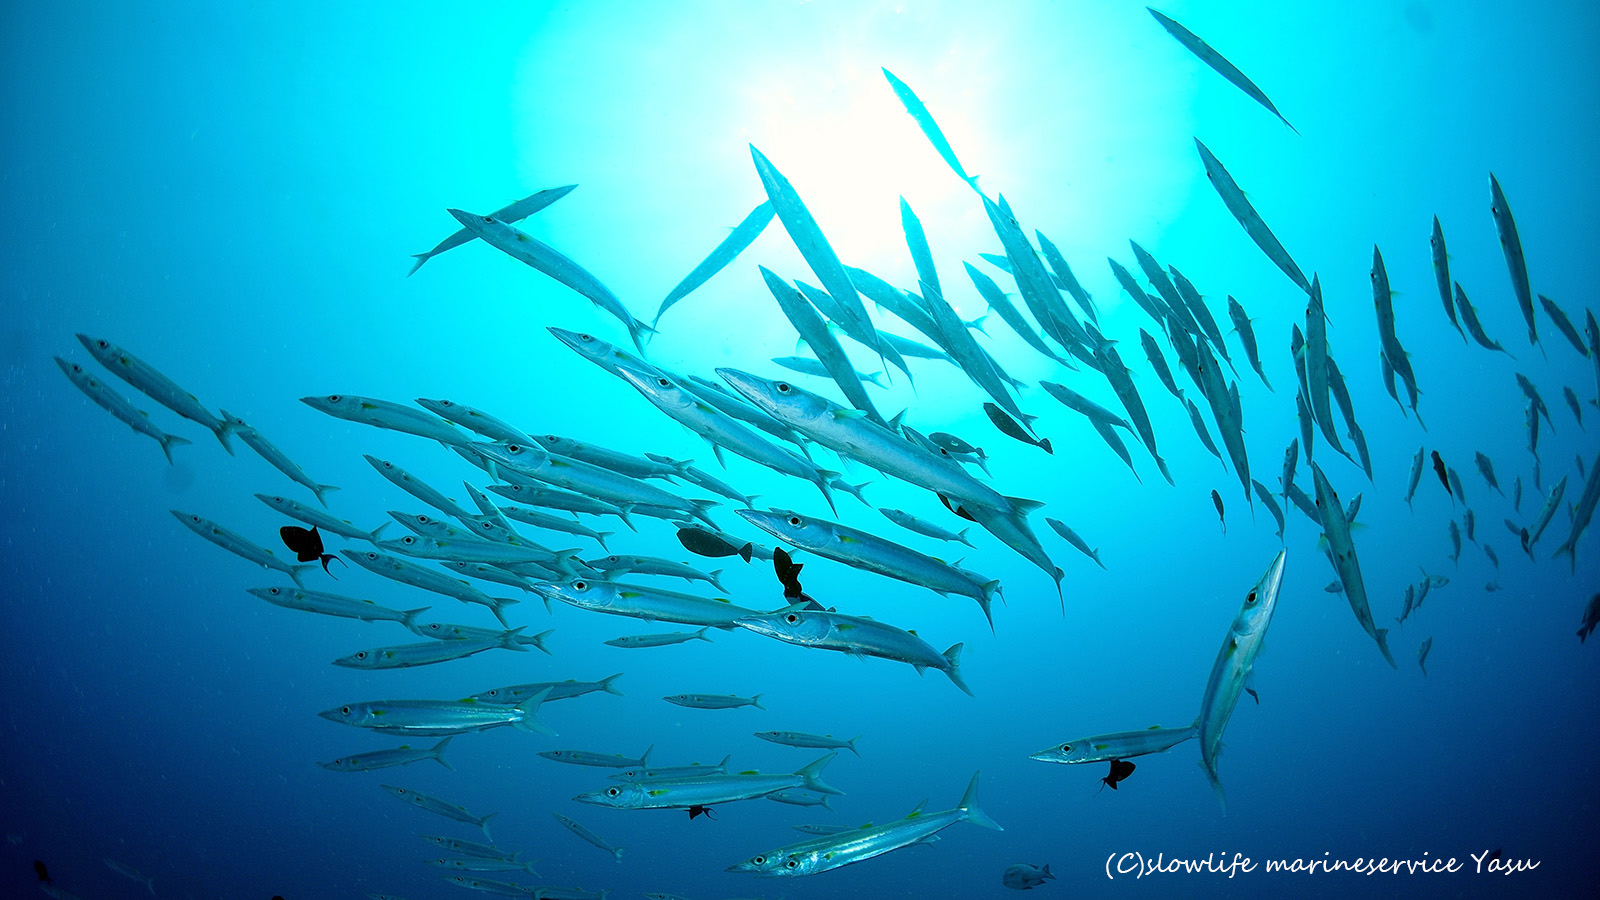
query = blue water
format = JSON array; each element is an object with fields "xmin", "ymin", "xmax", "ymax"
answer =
[{"xmin": 4, "ymin": 2, "xmax": 1598, "ymax": 898}]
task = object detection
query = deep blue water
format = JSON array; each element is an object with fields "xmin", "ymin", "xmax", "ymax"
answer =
[{"xmin": 4, "ymin": 2, "xmax": 1599, "ymax": 899}]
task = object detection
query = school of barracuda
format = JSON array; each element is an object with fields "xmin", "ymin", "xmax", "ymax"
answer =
[{"xmin": 48, "ymin": 7, "xmax": 1599, "ymax": 899}]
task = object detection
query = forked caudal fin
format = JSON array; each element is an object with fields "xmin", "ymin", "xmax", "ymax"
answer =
[
  {"xmin": 796, "ymin": 753, "xmax": 844, "ymax": 795},
  {"xmin": 958, "ymin": 771, "xmax": 1002, "ymax": 830},
  {"xmin": 942, "ymin": 643, "xmax": 973, "ymax": 697},
  {"xmin": 511, "ymin": 688, "xmax": 556, "ymax": 735}
]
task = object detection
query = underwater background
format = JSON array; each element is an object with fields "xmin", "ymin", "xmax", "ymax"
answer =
[{"xmin": 3, "ymin": 1, "xmax": 1599, "ymax": 898}]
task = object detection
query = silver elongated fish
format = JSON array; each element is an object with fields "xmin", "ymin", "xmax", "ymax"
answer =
[
  {"xmin": 588, "ymin": 554, "xmax": 724, "ymax": 589},
  {"xmin": 1489, "ymin": 174, "xmax": 1538, "ymax": 348},
  {"xmin": 553, "ymin": 812, "xmax": 624, "ymax": 862},
  {"xmin": 1565, "ymin": 386, "xmax": 1585, "ymax": 427},
  {"xmin": 737, "ymin": 508, "xmax": 998, "ymax": 628},
  {"xmin": 1170, "ymin": 266, "xmax": 1232, "ymax": 368},
  {"xmin": 447, "ymin": 208, "xmax": 653, "ymax": 352},
  {"xmin": 684, "ymin": 373, "xmax": 813, "ymax": 452},
  {"xmin": 1430, "ymin": 217, "xmax": 1465, "ymax": 339},
  {"xmin": 1044, "ymin": 517, "xmax": 1105, "ymax": 569},
  {"xmin": 470, "ymin": 438, "xmax": 712, "ymax": 519},
  {"xmin": 1405, "ymin": 446, "xmax": 1425, "ymax": 510},
  {"xmin": 1226, "ymin": 296, "xmax": 1272, "ymax": 390},
  {"xmin": 1039, "ymin": 381, "xmax": 1129, "ymax": 431},
  {"xmin": 1138, "ymin": 329, "xmax": 1184, "ymax": 401},
  {"xmin": 532, "ymin": 578, "xmax": 762, "ymax": 628},
  {"xmin": 749, "ymin": 145, "xmax": 879, "ymax": 354},
  {"xmin": 1312, "ymin": 465, "xmax": 1395, "ymax": 668},
  {"xmin": 654, "ymin": 199, "xmax": 774, "ymax": 326},
  {"xmin": 246, "ymin": 585, "xmax": 425, "ymax": 626},
  {"xmin": 318, "ymin": 689, "xmax": 554, "ymax": 736},
  {"xmin": 102, "ymin": 859, "xmax": 154, "ymax": 895},
  {"xmin": 171, "ymin": 510, "xmax": 310, "ymax": 586},
  {"xmin": 56, "ymin": 357, "xmax": 191, "ymax": 463},
  {"xmin": 731, "ymin": 772, "xmax": 999, "ymax": 876},
  {"xmin": 377, "ymin": 532, "xmax": 574, "ymax": 573},
  {"xmin": 609, "ymin": 757, "xmax": 731, "ymax": 783},
  {"xmin": 755, "ymin": 730, "xmax": 860, "ymax": 756},
  {"xmin": 468, "ymin": 675, "xmax": 623, "ymax": 704},
  {"xmin": 1193, "ymin": 337, "xmax": 1250, "ymax": 500},
  {"xmin": 605, "ymin": 627, "xmax": 713, "ymax": 648},
  {"xmin": 1036, "ymin": 230, "xmax": 1099, "ymax": 325},
  {"xmin": 365, "ymin": 455, "xmax": 476, "ymax": 522},
  {"xmin": 1030, "ymin": 724, "xmax": 1197, "ymax": 765},
  {"xmin": 879, "ymin": 507, "xmax": 972, "ymax": 547},
  {"xmin": 729, "ymin": 811, "xmax": 933, "ymax": 874},
  {"xmin": 1184, "ymin": 396, "xmax": 1225, "ymax": 465},
  {"xmin": 1418, "ymin": 637, "xmax": 1434, "ymax": 676},
  {"xmin": 1551, "ymin": 450, "xmax": 1600, "ymax": 570},
  {"xmin": 498, "ymin": 504, "xmax": 612, "ymax": 548},
  {"xmin": 716, "ymin": 368, "xmax": 1019, "ymax": 515},
  {"xmin": 650, "ymin": 458, "xmax": 756, "ymax": 506},
  {"xmin": 1149, "ymin": 8, "xmax": 1295, "ymax": 132},
  {"xmin": 1095, "ymin": 327, "xmax": 1173, "ymax": 484},
  {"xmin": 1454, "ymin": 282, "xmax": 1512, "ymax": 356},
  {"xmin": 341, "ymin": 548, "xmax": 520, "ymax": 625},
  {"xmin": 848, "ymin": 264, "xmax": 949, "ymax": 351},
  {"xmin": 1303, "ymin": 277, "xmax": 1349, "ymax": 459},
  {"xmin": 409, "ymin": 621, "xmax": 550, "ymax": 651},
  {"xmin": 576, "ymin": 754, "xmax": 841, "ymax": 810},
  {"xmin": 881, "ymin": 67, "xmax": 981, "ymax": 190},
  {"xmin": 1251, "ymin": 480, "xmax": 1286, "ymax": 541},
  {"xmin": 965, "ymin": 261, "xmax": 1068, "ymax": 365},
  {"xmin": 761, "ymin": 267, "xmax": 885, "ymax": 425},
  {"xmin": 772, "ymin": 355, "xmax": 884, "ymax": 389},
  {"xmin": 664, "ymin": 692, "xmax": 764, "ymax": 710},
  {"xmin": 77, "ymin": 334, "xmax": 234, "ymax": 452},
  {"xmin": 420, "ymin": 834, "xmax": 519, "ymax": 860},
  {"xmin": 1194, "ymin": 141, "xmax": 1310, "ymax": 293},
  {"xmin": 1475, "ymin": 452, "xmax": 1504, "ymax": 496},
  {"xmin": 981, "ymin": 194, "xmax": 1080, "ymax": 354},
  {"xmin": 257, "ymin": 493, "xmax": 388, "ymax": 543},
  {"xmin": 1539, "ymin": 295, "xmax": 1589, "ymax": 357},
  {"xmin": 427, "ymin": 856, "xmax": 537, "ymax": 874},
  {"xmin": 549, "ymin": 329, "xmax": 836, "ymax": 510},
  {"xmin": 383, "ymin": 784, "xmax": 496, "ymax": 840},
  {"xmin": 335, "ymin": 634, "xmax": 526, "ymax": 669},
  {"xmin": 1371, "ymin": 246, "xmax": 1422, "ymax": 420},
  {"xmin": 320, "ymin": 736, "xmax": 454, "ymax": 772},
  {"xmin": 736, "ymin": 606, "xmax": 970, "ymax": 695},
  {"xmin": 222, "ymin": 410, "xmax": 337, "ymax": 507},
  {"xmin": 414, "ymin": 398, "xmax": 535, "ymax": 445},
  {"xmin": 485, "ymin": 482, "xmax": 633, "ymax": 524},
  {"xmin": 1196, "ymin": 550, "xmax": 1287, "ymax": 811},
  {"xmin": 793, "ymin": 279, "xmax": 914, "ymax": 382},
  {"xmin": 409, "ymin": 184, "xmax": 575, "ymax": 275},
  {"xmin": 530, "ymin": 434, "xmax": 686, "ymax": 480},
  {"xmin": 921, "ymin": 278, "xmax": 1035, "ymax": 428},
  {"xmin": 300, "ymin": 394, "xmax": 468, "ymax": 446},
  {"xmin": 540, "ymin": 747, "xmax": 651, "ymax": 768}
]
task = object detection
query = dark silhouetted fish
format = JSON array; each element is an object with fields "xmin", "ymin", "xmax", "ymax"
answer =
[
  {"xmin": 34, "ymin": 860, "xmax": 50, "ymax": 883},
  {"xmin": 1212, "ymin": 490, "xmax": 1226, "ymax": 535},
  {"xmin": 280, "ymin": 525, "xmax": 340, "ymax": 577},
  {"xmin": 1431, "ymin": 451, "xmax": 1451, "ymax": 500},
  {"xmin": 677, "ymin": 526, "xmax": 755, "ymax": 561},
  {"xmin": 1098, "ymin": 758, "xmax": 1137, "ymax": 793},
  {"xmin": 984, "ymin": 403, "xmax": 1051, "ymax": 454}
]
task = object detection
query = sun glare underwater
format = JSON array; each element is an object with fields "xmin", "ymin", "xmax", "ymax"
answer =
[{"xmin": 3, "ymin": 1, "xmax": 1600, "ymax": 899}]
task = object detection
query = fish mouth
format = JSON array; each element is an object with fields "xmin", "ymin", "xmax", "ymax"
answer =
[
  {"xmin": 713, "ymin": 368, "xmax": 772, "ymax": 409},
  {"xmin": 1258, "ymin": 549, "xmax": 1288, "ymax": 606}
]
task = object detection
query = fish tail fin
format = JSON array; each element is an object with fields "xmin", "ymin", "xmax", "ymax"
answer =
[
  {"xmin": 530, "ymin": 629, "xmax": 556, "ymax": 655},
  {"xmin": 511, "ymin": 687, "xmax": 555, "ymax": 735},
  {"xmin": 367, "ymin": 521, "xmax": 391, "ymax": 542},
  {"xmin": 312, "ymin": 483, "xmax": 340, "ymax": 508},
  {"xmin": 600, "ymin": 673, "xmax": 625, "ymax": 695},
  {"xmin": 641, "ymin": 744, "xmax": 653, "ymax": 767},
  {"xmin": 1374, "ymin": 628, "xmax": 1398, "ymax": 669},
  {"xmin": 612, "ymin": 847, "xmax": 624, "ymax": 863},
  {"xmin": 214, "ymin": 419, "xmax": 237, "ymax": 455},
  {"xmin": 796, "ymin": 753, "xmax": 843, "ymax": 795},
  {"xmin": 976, "ymin": 594, "xmax": 996, "ymax": 635},
  {"xmin": 709, "ymin": 568, "xmax": 726, "ymax": 591},
  {"xmin": 499, "ymin": 626, "xmax": 529, "ymax": 651},
  {"xmin": 478, "ymin": 811, "xmax": 497, "ymax": 842},
  {"xmin": 158, "ymin": 433, "xmax": 191, "ymax": 464},
  {"xmin": 595, "ymin": 531, "xmax": 614, "ymax": 550},
  {"xmin": 288, "ymin": 565, "xmax": 311, "ymax": 588},
  {"xmin": 943, "ymin": 643, "xmax": 973, "ymax": 696},
  {"xmin": 406, "ymin": 252, "xmax": 431, "ymax": 277},
  {"xmin": 1553, "ymin": 540, "xmax": 1577, "ymax": 573},
  {"xmin": 1199, "ymin": 759, "xmax": 1227, "ymax": 814},
  {"xmin": 432, "ymin": 736, "xmax": 455, "ymax": 771},
  {"xmin": 490, "ymin": 601, "xmax": 512, "ymax": 629},
  {"xmin": 864, "ymin": 370, "xmax": 886, "ymax": 388},
  {"xmin": 399, "ymin": 607, "xmax": 429, "ymax": 629},
  {"xmin": 816, "ymin": 470, "xmax": 840, "ymax": 515},
  {"xmin": 848, "ymin": 735, "xmax": 862, "ymax": 757},
  {"xmin": 1039, "ymin": 436, "xmax": 1053, "ymax": 454},
  {"xmin": 739, "ymin": 542, "xmax": 754, "ymax": 563},
  {"xmin": 694, "ymin": 626, "xmax": 714, "ymax": 643},
  {"xmin": 147, "ymin": 877, "xmax": 156, "ymax": 896},
  {"xmin": 958, "ymin": 527, "xmax": 974, "ymax": 548},
  {"xmin": 958, "ymin": 771, "xmax": 1002, "ymax": 830},
  {"xmin": 751, "ymin": 693, "xmax": 766, "ymax": 710}
]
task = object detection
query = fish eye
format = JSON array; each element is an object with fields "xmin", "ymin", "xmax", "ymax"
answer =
[
  {"xmin": 482, "ymin": 215, "xmax": 495, "ymax": 223},
  {"xmin": 788, "ymin": 516, "xmax": 801, "ymax": 526},
  {"xmin": 507, "ymin": 444, "xmax": 521, "ymax": 452},
  {"xmin": 1245, "ymin": 590, "xmax": 1258, "ymax": 604},
  {"xmin": 657, "ymin": 377, "xmax": 671, "ymax": 387},
  {"xmin": 269, "ymin": 587, "xmax": 280, "ymax": 595},
  {"xmin": 418, "ymin": 515, "xmax": 431, "ymax": 523},
  {"xmin": 328, "ymin": 395, "xmax": 341, "ymax": 402},
  {"xmin": 573, "ymin": 580, "xmax": 587, "ymax": 590},
  {"xmin": 606, "ymin": 787, "xmax": 619, "ymax": 797},
  {"xmin": 340, "ymin": 706, "xmax": 350, "ymax": 714},
  {"xmin": 579, "ymin": 333, "xmax": 593, "ymax": 342},
  {"xmin": 607, "ymin": 556, "xmax": 619, "ymax": 563},
  {"xmin": 439, "ymin": 400, "xmax": 454, "ymax": 408},
  {"xmin": 754, "ymin": 856, "xmax": 766, "ymax": 864},
  {"xmin": 355, "ymin": 651, "xmax": 367, "ymax": 659},
  {"xmin": 785, "ymin": 613, "xmax": 799, "ymax": 624},
  {"xmin": 365, "ymin": 552, "xmax": 377, "ymax": 559},
  {"xmin": 785, "ymin": 860, "xmax": 798, "ymax": 868},
  {"xmin": 1062, "ymin": 743, "xmax": 1072, "ymax": 752},
  {"xmin": 190, "ymin": 515, "xmax": 201, "ymax": 522},
  {"xmin": 402, "ymin": 536, "xmax": 416, "ymax": 544},
  {"xmin": 776, "ymin": 382, "xmax": 791, "ymax": 393}
]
